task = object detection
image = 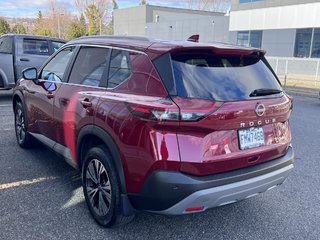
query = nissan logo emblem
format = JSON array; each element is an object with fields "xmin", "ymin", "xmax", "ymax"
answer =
[{"xmin": 255, "ymin": 103, "xmax": 266, "ymax": 117}]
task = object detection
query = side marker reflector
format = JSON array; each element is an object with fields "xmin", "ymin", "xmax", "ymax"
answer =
[{"xmin": 185, "ymin": 206, "xmax": 205, "ymax": 212}]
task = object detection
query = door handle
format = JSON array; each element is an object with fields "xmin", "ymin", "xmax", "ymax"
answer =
[
  {"xmin": 46, "ymin": 92, "xmax": 54, "ymax": 99},
  {"xmin": 80, "ymin": 99, "xmax": 92, "ymax": 108},
  {"xmin": 20, "ymin": 58, "xmax": 30, "ymax": 62}
]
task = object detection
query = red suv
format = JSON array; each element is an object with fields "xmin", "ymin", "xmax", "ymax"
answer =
[{"xmin": 12, "ymin": 36, "xmax": 294, "ymax": 227}]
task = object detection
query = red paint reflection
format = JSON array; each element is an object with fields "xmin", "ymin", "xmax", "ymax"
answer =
[{"xmin": 63, "ymin": 93, "xmax": 78, "ymax": 161}]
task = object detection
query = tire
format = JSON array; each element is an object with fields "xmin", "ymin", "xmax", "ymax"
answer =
[
  {"xmin": 14, "ymin": 102, "xmax": 34, "ymax": 148},
  {"xmin": 82, "ymin": 145, "xmax": 134, "ymax": 227}
]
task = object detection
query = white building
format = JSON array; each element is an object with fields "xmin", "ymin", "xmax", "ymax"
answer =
[
  {"xmin": 114, "ymin": 5, "xmax": 230, "ymax": 43},
  {"xmin": 229, "ymin": 0, "xmax": 320, "ymax": 58}
]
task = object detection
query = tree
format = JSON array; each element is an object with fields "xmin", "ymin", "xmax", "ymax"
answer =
[
  {"xmin": 79, "ymin": 14, "xmax": 86, "ymax": 33},
  {"xmin": 140, "ymin": 0, "xmax": 147, "ymax": 5},
  {"xmin": 74, "ymin": 0, "xmax": 113, "ymax": 35},
  {"xmin": 33, "ymin": 0, "xmax": 74, "ymax": 39},
  {"xmin": 188, "ymin": 0, "xmax": 231, "ymax": 13},
  {"xmin": 35, "ymin": 28, "xmax": 54, "ymax": 37},
  {"xmin": 85, "ymin": 4, "xmax": 100, "ymax": 35},
  {"xmin": 68, "ymin": 14, "xmax": 86, "ymax": 39},
  {"xmin": 35, "ymin": 10, "xmax": 52, "ymax": 37},
  {"xmin": 12, "ymin": 23, "xmax": 27, "ymax": 34},
  {"xmin": 113, "ymin": 0, "xmax": 119, "ymax": 9},
  {"xmin": 36, "ymin": 11, "xmax": 43, "ymax": 24},
  {"xmin": 68, "ymin": 22, "xmax": 84, "ymax": 39},
  {"xmin": 0, "ymin": 18, "xmax": 10, "ymax": 35}
]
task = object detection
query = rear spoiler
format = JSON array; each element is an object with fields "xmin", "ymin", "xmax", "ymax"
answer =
[{"xmin": 171, "ymin": 46, "xmax": 266, "ymax": 57}]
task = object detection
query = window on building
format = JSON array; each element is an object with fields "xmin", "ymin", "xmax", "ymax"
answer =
[
  {"xmin": 311, "ymin": 28, "xmax": 320, "ymax": 58},
  {"xmin": 237, "ymin": 31, "xmax": 262, "ymax": 48},
  {"xmin": 250, "ymin": 31, "xmax": 263, "ymax": 48},
  {"xmin": 294, "ymin": 28, "xmax": 312, "ymax": 58},
  {"xmin": 237, "ymin": 31, "xmax": 249, "ymax": 46}
]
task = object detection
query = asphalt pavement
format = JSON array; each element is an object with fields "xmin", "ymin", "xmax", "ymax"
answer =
[{"xmin": 0, "ymin": 89, "xmax": 319, "ymax": 240}]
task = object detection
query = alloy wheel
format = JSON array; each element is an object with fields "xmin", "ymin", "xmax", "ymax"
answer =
[
  {"xmin": 15, "ymin": 108, "xmax": 26, "ymax": 143},
  {"xmin": 86, "ymin": 159, "xmax": 112, "ymax": 216}
]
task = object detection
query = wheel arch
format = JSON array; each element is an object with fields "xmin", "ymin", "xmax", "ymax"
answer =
[
  {"xmin": 12, "ymin": 90, "xmax": 25, "ymax": 112},
  {"xmin": 0, "ymin": 70, "xmax": 8, "ymax": 88},
  {"xmin": 77, "ymin": 125, "xmax": 128, "ymax": 195}
]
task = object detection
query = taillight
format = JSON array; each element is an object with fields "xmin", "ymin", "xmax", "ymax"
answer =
[
  {"xmin": 287, "ymin": 94, "xmax": 294, "ymax": 110},
  {"xmin": 126, "ymin": 102, "xmax": 179, "ymax": 121},
  {"xmin": 126, "ymin": 97, "xmax": 223, "ymax": 122},
  {"xmin": 173, "ymin": 97, "xmax": 223, "ymax": 121}
]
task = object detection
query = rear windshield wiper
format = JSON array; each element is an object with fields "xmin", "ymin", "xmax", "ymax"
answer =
[{"xmin": 249, "ymin": 88, "xmax": 282, "ymax": 97}]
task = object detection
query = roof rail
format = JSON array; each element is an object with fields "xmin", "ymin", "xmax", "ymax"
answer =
[{"xmin": 77, "ymin": 35, "xmax": 151, "ymax": 42}]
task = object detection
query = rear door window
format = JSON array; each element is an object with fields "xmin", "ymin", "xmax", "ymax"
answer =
[
  {"xmin": 23, "ymin": 39, "xmax": 49, "ymax": 55},
  {"xmin": 171, "ymin": 51, "xmax": 281, "ymax": 101},
  {"xmin": 108, "ymin": 49, "xmax": 131, "ymax": 88},
  {"xmin": 68, "ymin": 47, "xmax": 110, "ymax": 87}
]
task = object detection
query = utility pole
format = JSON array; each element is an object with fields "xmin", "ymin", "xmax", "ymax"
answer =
[{"xmin": 58, "ymin": 13, "xmax": 64, "ymax": 38}]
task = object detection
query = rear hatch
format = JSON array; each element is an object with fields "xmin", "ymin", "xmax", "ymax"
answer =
[{"xmin": 154, "ymin": 48, "xmax": 293, "ymax": 176}]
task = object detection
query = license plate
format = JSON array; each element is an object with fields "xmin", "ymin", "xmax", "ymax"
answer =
[{"xmin": 238, "ymin": 127, "xmax": 265, "ymax": 150}]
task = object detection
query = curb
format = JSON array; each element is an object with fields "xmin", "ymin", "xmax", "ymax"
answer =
[{"xmin": 284, "ymin": 86, "xmax": 319, "ymax": 97}]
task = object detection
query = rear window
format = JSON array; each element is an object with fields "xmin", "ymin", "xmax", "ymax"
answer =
[
  {"xmin": 52, "ymin": 41, "xmax": 65, "ymax": 52},
  {"xmin": 0, "ymin": 36, "xmax": 13, "ymax": 54},
  {"xmin": 170, "ymin": 52, "xmax": 281, "ymax": 101}
]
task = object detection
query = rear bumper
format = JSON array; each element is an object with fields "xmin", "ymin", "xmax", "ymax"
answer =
[{"xmin": 129, "ymin": 146, "xmax": 294, "ymax": 215}]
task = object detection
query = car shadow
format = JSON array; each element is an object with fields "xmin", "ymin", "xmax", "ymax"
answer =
[{"xmin": 1, "ymin": 134, "xmax": 295, "ymax": 240}]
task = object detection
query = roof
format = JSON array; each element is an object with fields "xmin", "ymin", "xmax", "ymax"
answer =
[
  {"xmin": 67, "ymin": 35, "xmax": 265, "ymax": 59},
  {"xmin": 2, "ymin": 34, "xmax": 67, "ymax": 42},
  {"xmin": 114, "ymin": 4, "xmax": 226, "ymax": 17}
]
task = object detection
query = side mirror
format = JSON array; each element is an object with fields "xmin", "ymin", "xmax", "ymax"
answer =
[{"xmin": 22, "ymin": 67, "xmax": 38, "ymax": 83}]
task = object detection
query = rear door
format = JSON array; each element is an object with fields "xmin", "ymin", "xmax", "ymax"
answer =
[
  {"xmin": 15, "ymin": 37, "xmax": 51, "ymax": 81},
  {"xmin": 53, "ymin": 46, "xmax": 111, "ymax": 163},
  {"xmin": 0, "ymin": 36, "xmax": 14, "ymax": 88}
]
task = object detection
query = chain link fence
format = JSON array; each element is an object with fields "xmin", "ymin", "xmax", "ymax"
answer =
[{"xmin": 266, "ymin": 57, "xmax": 320, "ymax": 89}]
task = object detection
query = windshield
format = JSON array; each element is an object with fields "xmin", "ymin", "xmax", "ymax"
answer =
[{"xmin": 171, "ymin": 52, "xmax": 282, "ymax": 101}]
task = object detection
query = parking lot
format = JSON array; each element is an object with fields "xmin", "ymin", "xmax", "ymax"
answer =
[{"xmin": 0, "ymin": 90, "xmax": 319, "ymax": 240}]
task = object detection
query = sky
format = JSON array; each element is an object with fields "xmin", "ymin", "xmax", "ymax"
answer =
[{"xmin": 0, "ymin": 0, "xmax": 189, "ymax": 18}]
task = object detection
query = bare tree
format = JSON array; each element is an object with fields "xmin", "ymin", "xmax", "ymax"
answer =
[
  {"xmin": 74, "ymin": 0, "xmax": 113, "ymax": 22},
  {"xmin": 74, "ymin": 0, "xmax": 113, "ymax": 35},
  {"xmin": 187, "ymin": 0, "xmax": 231, "ymax": 13},
  {"xmin": 35, "ymin": 0, "xmax": 75, "ymax": 39}
]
